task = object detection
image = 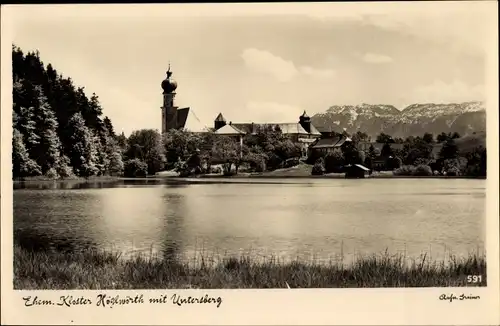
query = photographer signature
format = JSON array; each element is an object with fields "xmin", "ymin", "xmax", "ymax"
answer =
[{"xmin": 439, "ymin": 293, "xmax": 480, "ymax": 302}]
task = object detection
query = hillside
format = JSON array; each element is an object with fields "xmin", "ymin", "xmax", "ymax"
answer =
[
  {"xmin": 12, "ymin": 45, "xmax": 123, "ymax": 179},
  {"xmin": 311, "ymin": 102, "xmax": 486, "ymax": 139}
]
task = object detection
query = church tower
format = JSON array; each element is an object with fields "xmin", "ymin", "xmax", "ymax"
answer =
[
  {"xmin": 299, "ymin": 110, "xmax": 311, "ymax": 133},
  {"xmin": 161, "ymin": 64, "xmax": 178, "ymax": 134}
]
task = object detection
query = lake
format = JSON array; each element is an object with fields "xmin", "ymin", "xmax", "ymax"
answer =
[{"xmin": 13, "ymin": 178, "xmax": 486, "ymax": 265}]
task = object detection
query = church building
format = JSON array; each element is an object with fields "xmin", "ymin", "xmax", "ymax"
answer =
[
  {"xmin": 160, "ymin": 66, "xmax": 322, "ymax": 157},
  {"xmin": 160, "ymin": 65, "xmax": 206, "ymax": 134}
]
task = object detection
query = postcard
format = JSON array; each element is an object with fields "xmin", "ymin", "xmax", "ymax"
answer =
[{"xmin": 1, "ymin": 2, "xmax": 499, "ymax": 325}]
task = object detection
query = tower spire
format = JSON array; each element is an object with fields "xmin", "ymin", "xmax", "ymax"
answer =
[{"xmin": 167, "ymin": 61, "xmax": 172, "ymax": 78}]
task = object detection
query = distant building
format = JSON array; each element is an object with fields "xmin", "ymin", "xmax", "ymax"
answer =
[
  {"xmin": 344, "ymin": 164, "xmax": 370, "ymax": 178},
  {"xmin": 212, "ymin": 111, "xmax": 322, "ymax": 158},
  {"xmin": 309, "ymin": 135, "xmax": 352, "ymax": 156},
  {"xmin": 160, "ymin": 66, "xmax": 325, "ymax": 158},
  {"xmin": 315, "ymin": 126, "xmax": 342, "ymax": 139}
]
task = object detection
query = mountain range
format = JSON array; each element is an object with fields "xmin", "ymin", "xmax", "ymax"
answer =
[{"xmin": 310, "ymin": 102, "xmax": 486, "ymax": 139}]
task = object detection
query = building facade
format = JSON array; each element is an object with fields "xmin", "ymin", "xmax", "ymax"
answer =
[{"xmin": 212, "ymin": 111, "xmax": 322, "ymax": 158}]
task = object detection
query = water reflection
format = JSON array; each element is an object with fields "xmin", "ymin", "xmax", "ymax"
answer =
[
  {"xmin": 14, "ymin": 228, "xmax": 97, "ymax": 253},
  {"xmin": 13, "ymin": 179, "xmax": 486, "ymax": 264},
  {"xmin": 161, "ymin": 193, "xmax": 186, "ymax": 262}
]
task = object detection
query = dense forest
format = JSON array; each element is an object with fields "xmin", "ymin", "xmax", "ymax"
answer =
[
  {"xmin": 12, "ymin": 45, "xmax": 126, "ymax": 179},
  {"xmin": 11, "ymin": 45, "xmax": 486, "ymax": 180}
]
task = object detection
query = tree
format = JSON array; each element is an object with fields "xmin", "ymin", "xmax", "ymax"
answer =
[
  {"xmin": 341, "ymin": 141, "xmax": 363, "ymax": 165},
  {"xmin": 465, "ymin": 146, "xmax": 487, "ymax": 177},
  {"xmin": 403, "ymin": 138, "xmax": 434, "ymax": 165},
  {"xmin": 243, "ymin": 146, "xmax": 268, "ymax": 172},
  {"xmin": 311, "ymin": 158, "xmax": 325, "ymax": 175},
  {"xmin": 422, "ymin": 133, "xmax": 434, "ymax": 144},
  {"xmin": 163, "ymin": 129, "xmax": 204, "ymax": 168},
  {"xmin": 104, "ymin": 137, "xmax": 124, "ymax": 176},
  {"xmin": 67, "ymin": 112, "xmax": 99, "ymax": 177},
  {"xmin": 11, "ymin": 45, "xmax": 123, "ymax": 180},
  {"xmin": 211, "ymin": 136, "xmax": 240, "ymax": 175},
  {"xmin": 243, "ymin": 127, "xmax": 300, "ymax": 171},
  {"xmin": 124, "ymin": 159, "xmax": 148, "ymax": 178},
  {"xmin": 352, "ymin": 131, "xmax": 369, "ymax": 143},
  {"xmin": 12, "ymin": 128, "xmax": 41, "ymax": 178},
  {"xmin": 325, "ymin": 151, "xmax": 344, "ymax": 173},
  {"xmin": 381, "ymin": 143, "xmax": 394, "ymax": 158},
  {"xmin": 376, "ymin": 133, "xmax": 394, "ymax": 143},
  {"xmin": 436, "ymin": 132, "xmax": 448, "ymax": 143},
  {"xmin": 116, "ymin": 132, "xmax": 128, "ymax": 151},
  {"xmin": 54, "ymin": 154, "xmax": 74, "ymax": 179},
  {"xmin": 30, "ymin": 85, "xmax": 62, "ymax": 174},
  {"xmin": 443, "ymin": 157, "xmax": 468, "ymax": 176},
  {"xmin": 103, "ymin": 116, "xmax": 115, "ymax": 137},
  {"xmin": 126, "ymin": 129, "xmax": 165, "ymax": 175},
  {"xmin": 368, "ymin": 144, "xmax": 376, "ymax": 159},
  {"xmin": 439, "ymin": 139, "xmax": 459, "ymax": 160}
]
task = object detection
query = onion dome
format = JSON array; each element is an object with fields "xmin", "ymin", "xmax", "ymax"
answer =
[
  {"xmin": 161, "ymin": 65, "xmax": 177, "ymax": 93},
  {"xmin": 299, "ymin": 110, "xmax": 311, "ymax": 123}
]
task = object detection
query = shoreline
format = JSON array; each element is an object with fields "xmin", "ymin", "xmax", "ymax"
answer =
[
  {"xmin": 14, "ymin": 245, "xmax": 487, "ymax": 289},
  {"xmin": 12, "ymin": 173, "xmax": 486, "ymax": 183}
]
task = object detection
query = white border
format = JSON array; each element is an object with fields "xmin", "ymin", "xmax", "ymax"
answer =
[{"xmin": 1, "ymin": 3, "xmax": 499, "ymax": 325}]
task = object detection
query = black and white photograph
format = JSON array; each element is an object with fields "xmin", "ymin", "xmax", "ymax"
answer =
[{"xmin": 1, "ymin": 2, "xmax": 499, "ymax": 325}]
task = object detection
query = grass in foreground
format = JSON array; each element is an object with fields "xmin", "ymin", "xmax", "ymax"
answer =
[{"xmin": 14, "ymin": 246, "xmax": 486, "ymax": 289}]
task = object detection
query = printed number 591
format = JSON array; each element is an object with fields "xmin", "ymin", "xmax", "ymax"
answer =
[{"xmin": 467, "ymin": 275, "xmax": 482, "ymax": 283}]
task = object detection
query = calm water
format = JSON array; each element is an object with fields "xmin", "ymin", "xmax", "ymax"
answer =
[{"xmin": 14, "ymin": 178, "xmax": 486, "ymax": 264}]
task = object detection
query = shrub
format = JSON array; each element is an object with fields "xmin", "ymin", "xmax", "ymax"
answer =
[
  {"xmin": 266, "ymin": 152, "xmax": 283, "ymax": 171},
  {"xmin": 210, "ymin": 166, "xmax": 222, "ymax": 174},
  {"xmin": 44, "ymin": 168, "xmax": 59, "ymax": 180},
  {"xmin": 306, "ymin": 150, "xmax": 321, "ymax": 165},
  {"xmin": 414, "ymin": 164, "xmax": 433, "ymax": 176},
  {"xmin": 414, "ymin": 158, "xmax": 432, "ymax": 166},
  {"xmin": 393, "ymin": 157, "xmax": 402, "ymax": 169},
  {"xmin": 55, "ymin": 155, "xmax": 74, "ymax": 179},
  {"xmin": 324, "ymin": 152, "xmax": 344, "ymax": 173},
  {"xmin": 283, "ymin": 157, "xmax": 300, "ymax": 168},
  {"xmin": 124, "ymin": 159, "xmax": 148, "ymax": 178},
  {"xmin": 394, "ymin": 165, "xmax": 416, "ymax": 176},
  {"xmin": 446, "ymin": 166, "xmax": 461, "ymax": 176},
  {"xmin": 394, "ymin": 164, "xmax": 432, "ymax": 176},
  {"xmin": 443, "ymin": 157, "xmax": 467, "ymax": 176},
  {"xmin": 311, "ymin": 158, "xmax": 325, "ymax": 175}
]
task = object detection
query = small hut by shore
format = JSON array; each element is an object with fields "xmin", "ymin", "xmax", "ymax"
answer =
[{"xmin": 344, "ymin": 164, "xmax": 370, "ymax": 178}]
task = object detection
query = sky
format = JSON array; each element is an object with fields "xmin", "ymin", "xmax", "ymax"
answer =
[{"xmin": 5, "ymin": 2, "xmax": 496, "ymax": 135}]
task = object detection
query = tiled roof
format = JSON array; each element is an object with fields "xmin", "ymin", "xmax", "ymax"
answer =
[
  {"xmin": 354, "ymin": 164, "xmax": 371, "ymax": 171},
  {"xmin": 215, "ymin": 124, "xmax": 246, "ymax": 135},
  {"xmin": 178, "ymin": 107, "xmax": 209, "ymax": 132},
  {"xmin": 315, "ymin": 126, "xmax": 338, "ymax": 133},
  {"xmin": 311, "ymin": 135, "xmax": 352, "ymax": 149},
  {"xmin": 311, "ymin": 137, "xmax": 343, "ymax": 149},
  {"xmin": 230, "ymin": 123, "xmax": 315, "ymax": 135},
  {"xmin": 276, "ymin": 123, "xmax": 309, "ymax": 135},
  {"xmin": 214, "ymin": 113, "xmax": 226, "ymax": 122},
  {"xmin": 308, "ymin": 124, "xmax": 322, "ymax": 136}
]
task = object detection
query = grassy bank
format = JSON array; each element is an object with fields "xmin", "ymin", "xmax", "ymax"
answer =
[{"xmin": 14, "ymin": 246, "xmax": 486, "ymax": 289}]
